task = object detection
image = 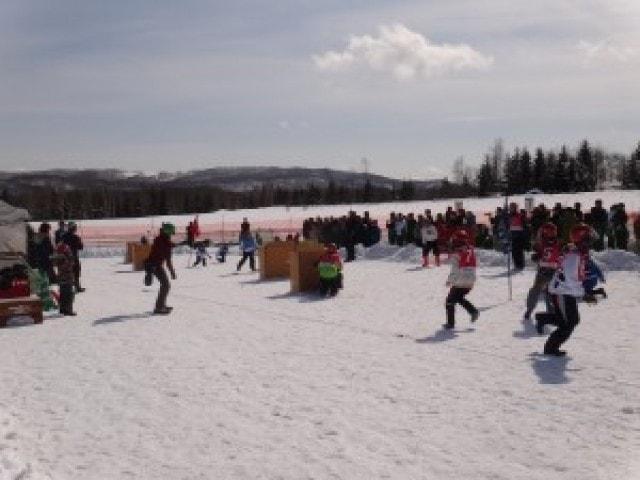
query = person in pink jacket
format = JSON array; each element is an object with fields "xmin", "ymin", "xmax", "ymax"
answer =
[{"xmin": 444, "ymin": 229, "xmax": 479, "ymax": 329}]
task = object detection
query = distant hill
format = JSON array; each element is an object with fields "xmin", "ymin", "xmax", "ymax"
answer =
[{"xmin": 0, "ymin": 167, "xmax": 443, "ymax": 193}]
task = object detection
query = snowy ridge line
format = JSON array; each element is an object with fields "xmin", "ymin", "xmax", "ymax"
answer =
[{"xmin": 361, "ymin": 244, "xmax": 640, "ymax": 272}]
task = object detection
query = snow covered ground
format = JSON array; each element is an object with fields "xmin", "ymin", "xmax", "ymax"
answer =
[{"xmin": 1, "ymin": 246, "xmax": 639, "ymax": 479}]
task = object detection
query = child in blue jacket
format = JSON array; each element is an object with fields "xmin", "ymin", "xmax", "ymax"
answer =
[{"xmin": 583, "ymin": 256, "xmax": 606, "ymax": 302}]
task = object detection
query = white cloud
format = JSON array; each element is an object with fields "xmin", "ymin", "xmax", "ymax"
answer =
[
  {"xmin": 313, "ymin": 24, "xmax": 493, "ymax": 81},
  {"xmin": 578, "ymin": 39, "xmax": 638, "ymax": 64}
]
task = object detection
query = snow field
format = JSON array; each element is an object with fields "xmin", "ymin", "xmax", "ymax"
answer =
[{"xmin": 0, "ymin": 248, "xmax": 639, "ymax": 479}]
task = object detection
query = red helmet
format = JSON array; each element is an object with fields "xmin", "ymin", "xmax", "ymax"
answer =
[
  {"xmin": 570, "ymin": 223, "xmax": 592, "ymax": 246},
  {"xmin": 56, "ymin": 243, "xmax": 71, "ymax": 255},
  {"xmin": 539, "ymin": 222, "xmax": 558, "ymax": 240},
  {"xmin": 450, "ymin": 229, "xmax": 471, "ymax": 247}
]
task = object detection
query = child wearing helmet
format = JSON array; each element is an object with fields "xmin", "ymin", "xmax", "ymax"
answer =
[
  {"xmin": 444, "ymin": 229, "xmax": 479, "ymax": 329},
  {"xmin": 317, "ymin": 243, "xmax": 343, "ymax": 296},
  {"xmin": 524, "ymin": 222, "xmax": 561, "ymax": 320},
  {"xmin": 535, "ymin": 223, "xmax": 591, "ymax": 356},
  {"xmin": 53, "ymin": 242, "xmax": 76, "ymax": 316},
  {"xmin": 146, "ymin": 223, "xmax": 177, "ymax": 315}
]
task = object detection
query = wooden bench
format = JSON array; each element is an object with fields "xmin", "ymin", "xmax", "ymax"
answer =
[{"xmin": 0, "ymin": 295, "xmax": 43, "ymax": 327}]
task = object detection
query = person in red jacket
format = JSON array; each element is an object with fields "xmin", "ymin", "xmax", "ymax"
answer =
[
  {"xmin": 524, "ymin": 222, "xmax": 561, "ymax": 321},
  {"xmin": 146, "ymin": 223, "xmax": 177, "ymax": 315},
  {"xmin": 444, "ymin": 229, "xmax": 479, "ymax": 329},
  {"xmin": 317, "ymin": 243, "xmax": 343, "ymax": 296}
]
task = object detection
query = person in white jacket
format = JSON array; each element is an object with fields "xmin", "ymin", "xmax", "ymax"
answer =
[
  {"xmin": 535, "ymin": 224, "xmax": 591, "ymax": 356},
  {"xmin": 420, "ymin": 217, "xmax": 440, "ymax": 267},
  {"xmin": 444, "ymin": 229, "xmax": 479, "ymax": 329}
]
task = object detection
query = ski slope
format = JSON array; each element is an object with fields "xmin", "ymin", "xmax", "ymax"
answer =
[{"xmin": 1, "ymin": 246, "xmax": 639, "ymax": 479}]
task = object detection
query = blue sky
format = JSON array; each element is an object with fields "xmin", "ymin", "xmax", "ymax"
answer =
[{"xmin": 1, "ymin": 0, "xmax": 639, "ymax": 178}]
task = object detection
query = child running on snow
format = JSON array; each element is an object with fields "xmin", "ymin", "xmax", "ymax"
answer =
[
  {"xmin": 237, "ymin": 231, "xmax": 257, "ymax": 272},
  {"xmin": 535, "ymin": 223, "xmax": 592, "ymax": 356},
  {"xmin": 524, "ymin": 222, "xmax": 561, "ymax": 321},
  {"xmin": 444, "ymin": 229, "xmax": 479, "ymax": 329},
  {"xmin": 192, "ymin": 240, "xmax": 211, "ymax": 267},
  {"xmin": 317, "ymin": 243, "xmax": 343, "ymax": 297},
  {"xmin": 420, "ymin": 217, "xmax": 440, "ymax": 268},
  {"xmin": 583, "ymin": 255, "xmax": 606, "ymax": 302}
]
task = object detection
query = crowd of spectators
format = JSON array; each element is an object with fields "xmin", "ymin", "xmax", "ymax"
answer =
[
  {"xmin": 302, "ymin": 212, "xmax": 381, "ymax": 261},
  {"xmin": 382, "ymin": 199, "xmax": 638, "ymax": 261}
]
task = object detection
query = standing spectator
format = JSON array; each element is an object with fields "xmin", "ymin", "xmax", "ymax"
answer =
[
  {"xmin": 611, "ymin": 203, "xmax": 629, "ymax": 250},
  {"xmin": 394, "ymin": 214, "xmax": 407, "ymax": 246},
  {"xmin": 420, "ymin": 217, "xmax": 440, "ymax": 267},
  {"xmin": 54, "ymin": 220, "xmax": 66, "ymax": 244},
  {"xmin": 62, "ymin": 221, "xmax": 85, "ymax": 293},
  {"xmin": 634, "ymin": 216, "xmax": 640, "ymax": 253},
  {"xmin": 509, "ymin": 202, "xmax": 526, "ymax": 271},
  {"xmin": 386, "ymin": 213, "xmax": 397, "ymax": 245},
  {"xmin": 34, "ymin": 223, "xmax": 55, "ymax": 283},
  {"xmin": 53, "ymin": 243, "xmax": 76, "ymax": 316},
  {"xmin": 574, "ymin": 202, "xmax": 584, "ymax": 223},
  {"xmin": 590, "ymin": 199, "xmax": 609, "ymax": 251},
  {"xmin": 146, "ymin": 223, "xmax": 177, "ymax": 315}
]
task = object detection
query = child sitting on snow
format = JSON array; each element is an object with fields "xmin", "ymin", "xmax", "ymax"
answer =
[
  {"xmin": 444, "ymin": 229, "xmax": 479, "ymax": 329},
  {"xmin": 317, "ymin": 243, "xmax": 343, "ymax": 297},
  {"xmin": 192, "ymin": 240, "xmax": 211, "ymax": 267},
  {"xmin": 583, "ymin": 256, "xmax": 606, "ymax": 302},
  {"xmin": 53, "ymin": 243, "xmax": 76, "ymax": 316}
]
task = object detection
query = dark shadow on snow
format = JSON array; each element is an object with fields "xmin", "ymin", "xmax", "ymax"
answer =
[
  {"xmin": 266, "ymin": 291, "xmax": 331, "ymax": 303},
  {"xmin": 405, "ymin": 266, "xmax": 424, "ymax": 272},
  {"xmin": 415, "ymin": 329, "xmax": 458, "ymax": 343},
  {"xmin": 114, "ymin": 270, "xmax": 139, "ymax": 274},
  {"xmin": 240, "ymin": 277, "xmax": 288, "ymax": 286},
  {"xmin": 477, "ymin": 301, "xmax": 509, "ymax": 312},
  {"xmin": 93, "ymin": 313, "xmax": 151, "ymax": 326},
  {"xmin": 529, "ymin": 353, "xmax": 571, "ymax": 384}
]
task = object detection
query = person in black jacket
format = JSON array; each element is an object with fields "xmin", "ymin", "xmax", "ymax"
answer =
[
  {"xmin": 63, "ymin": 221, "xmax": 85, "ymax": 293},
  {"xmin": 34, "ymin": 223, "xmax": 56, "ymax": 283},
  {"xmin": 146, "ymin": 223, "xmax": 177, "ymax": 315}
]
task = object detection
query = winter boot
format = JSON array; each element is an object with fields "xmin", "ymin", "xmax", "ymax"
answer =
[
  {"xmin": 435, "ymin": 255, "xmax": 441, "ymax": 267},
  {"xmin": 422, "ymin": 256, "xmax": 429, "ymax": 268}
]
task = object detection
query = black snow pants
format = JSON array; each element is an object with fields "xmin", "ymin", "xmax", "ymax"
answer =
[
  {"xmin": 537, "ymin": 294, "xmax": 580, "ymax": 354},
  {"xmin": 237, "ymin": 251, "xmax": 256, "ymax": 271},
  {"xmin": 511, "ymin": 231, "xmax": 525, "ymax": 270},
  {"xmin": 153, "ymin": 265, "xmax": 170, "ymax": 311},
  {"xmin": 59, "ymin": 282, "xmax": 75, "ymax": 315},
  {"xmin": 445, "ymin": 287, "xmax": 477, "ymax": 328}
]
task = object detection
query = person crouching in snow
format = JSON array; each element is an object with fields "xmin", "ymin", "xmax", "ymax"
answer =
[
  {"xmin": 535, "ymin": 223, "xmax": 591, "ymax": 356},
  {"xmin": 237, "ymin": 230, "xmax": 257, "ymax": 272},
  {"xmin": 444, "ymin": 229, "xmax": 479, "ymax": 329},
  {"xmin": 53, "ymin": 242, "xmax": 76, "ymax": 316},
  {"xmin": 146, "ymin": 223, "xmax": 177, "ymax": 315},
  {"xmin": 524, "ymin": 222, "xmax": 561, "ymax": 321},
  {"xmin": 583, "ymin": 255, "xmax": 606, "ymax": 302},
  {"xmin": 317, "ymin": 243, "xmax": 343, "ymax": 297},
  {"xmin": 192, "ymin": 240, "xmax": 211, "ymax": 267},
  {"xmin": 420, "ymin": 217, "xmax": 440, "ymax": 268}
]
